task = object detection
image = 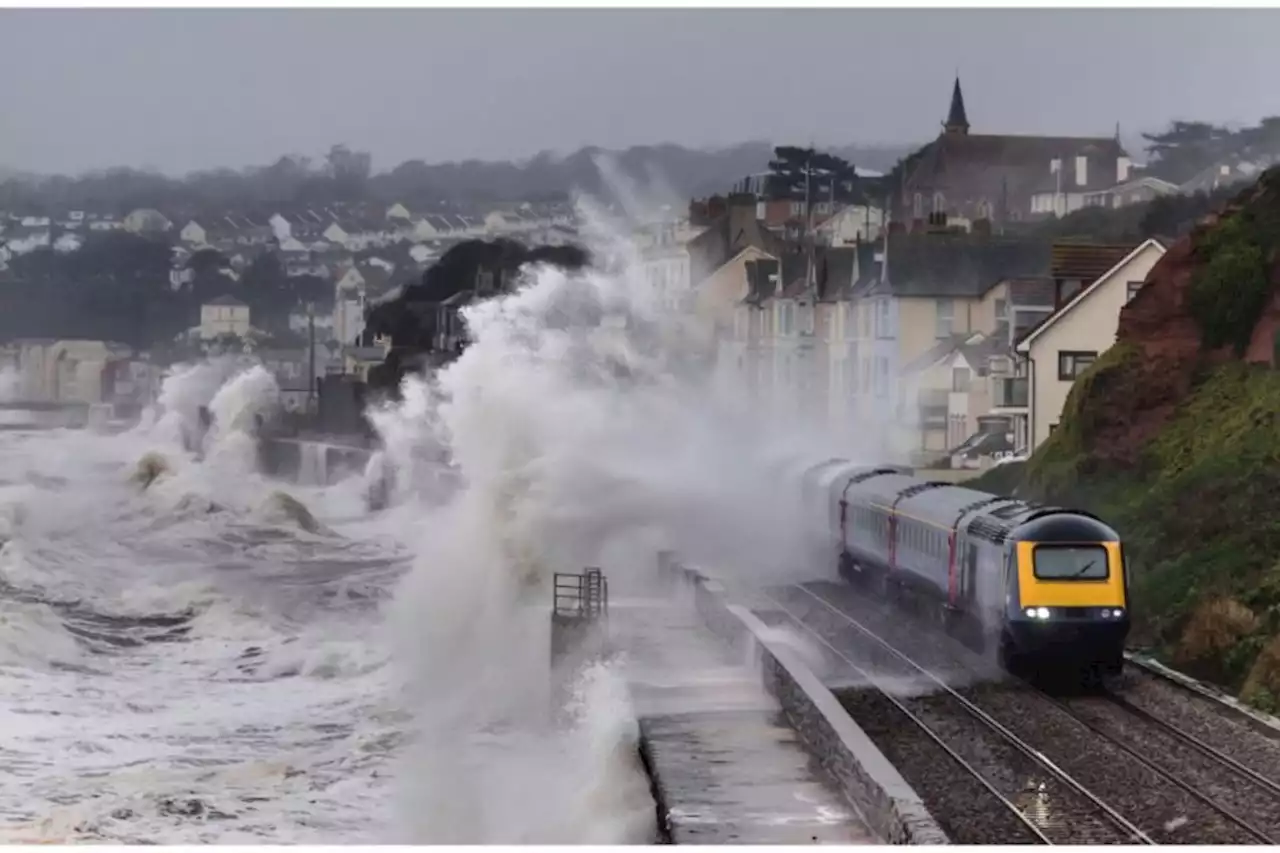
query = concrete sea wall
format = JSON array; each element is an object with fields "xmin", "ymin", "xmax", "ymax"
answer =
[
  {"xmin": 658, "ymin": 556, "xmax": 948, "ymax": 845},
  {"xmin": 257, "ymin": 436, "xmax": 374, "ymax": 486}
]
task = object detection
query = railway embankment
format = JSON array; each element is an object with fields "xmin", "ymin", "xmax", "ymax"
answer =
[{"xmin": 970, "ymin": 165, "xmax": 1280, "ymax": 712}]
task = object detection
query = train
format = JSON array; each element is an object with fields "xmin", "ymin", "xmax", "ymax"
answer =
[{"xmin": 783, "ymin": 455, "xmax": 1130, "ymax": 679}]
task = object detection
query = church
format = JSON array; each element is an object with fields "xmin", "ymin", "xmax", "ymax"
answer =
[{"xmin": 896, "ymin": 78, "xmax": 1131, "ymax": 225}]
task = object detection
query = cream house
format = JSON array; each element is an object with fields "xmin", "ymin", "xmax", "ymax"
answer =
[
  {"xmin": 849, "ymin": 237, "xmax": 1049, "ymax": 463},
  {"xmin": 179, "ymin": 220, "xmax": 208, "ymax": 246},
  {"xmin": 200, "ymin": 295, "xmax": 251, "ymax": 340},
  {"xmin": 12, "ymin": 339, "xmax": 132, "ymax": 404},
  {"xmin": 1016, "ymin": 237, "xmax": 1165, "ymax": 449}
]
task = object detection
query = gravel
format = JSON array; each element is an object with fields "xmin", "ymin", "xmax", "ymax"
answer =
[
  {"xmin": 765, "ymin": 580, "xmax": 1280, "ymax": 845},
  {"xmin": 766, "ymin": 587, "xmax": 1135, "ymax": 844},
  {"xmin": 1058, "ymin": 695, "xmax": 1280, "ymax": 841},
  {"xmin": 1121, "ymin": 667, "xmax": 1280, "ymax": 786},
  {"xmin": 835, "ymin": 686, "xmax": 1041, "ymax": 844}
]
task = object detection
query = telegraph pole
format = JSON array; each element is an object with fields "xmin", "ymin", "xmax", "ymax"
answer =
[{"xmin": 307, "ymin": 301, "xmax": 316, "ymax": 412}]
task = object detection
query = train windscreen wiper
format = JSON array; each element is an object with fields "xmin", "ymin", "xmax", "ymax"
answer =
[{"xmin": 1065, "ymin": 559, "xmax": 1098, "ymax": 579}]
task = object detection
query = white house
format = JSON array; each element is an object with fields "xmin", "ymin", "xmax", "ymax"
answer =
[
  {"xmin": 179, "ymin": 220, "xmax": 207, "ymax": 246},
  {"xmin": 814, "ymin": 204, "xmax": 885, "ymax": 245},
  {"xmin": 1080, "ymin": 175, "xmax": 1180, "ymax": 210},
  {"xmin": 1029, "ymin": 154, "xmax": 1134, "ymax": 218},
  {"xmin": 322, "ymin": 222, "xmax": 352, "ymax": 248},
  {"xmin": 1015, "ymin": 237, "xmax": 1165, "ymax": 450},
  {"xmin": 200, "ymin": 295, "xmax": 251, "ymax": 340},
  {"xmin": 123, "ymin": 208, "xmax": 172, "ymax": 234}
]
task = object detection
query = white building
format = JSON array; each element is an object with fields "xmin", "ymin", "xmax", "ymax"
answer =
[
  {"xmin": 1015, "ymin": 238, "xmax": 1165, "ymax": 449},
  {"xmin": 200, "ymin": 295, "xmax": 251, "ymax": 340}
]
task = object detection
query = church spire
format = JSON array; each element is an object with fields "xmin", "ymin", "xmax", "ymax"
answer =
[{"xmin": 944, "ymin": 75, "xmax": 969, "ymax": 136}]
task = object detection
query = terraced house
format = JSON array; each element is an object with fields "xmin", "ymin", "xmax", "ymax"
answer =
[{"xmin": 843, "ymin": 232, "xmax": 1051, "ymax": 464}]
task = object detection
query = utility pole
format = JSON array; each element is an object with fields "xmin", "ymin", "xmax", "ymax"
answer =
[{"xmin": 307, "ymin": 301, "xmax": 316, "ymax": 413}]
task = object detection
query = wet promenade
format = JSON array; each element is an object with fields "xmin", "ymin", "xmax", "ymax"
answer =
[{"xmin": 613, "ymin": 595, "xmax": 879, "ymax": 844}]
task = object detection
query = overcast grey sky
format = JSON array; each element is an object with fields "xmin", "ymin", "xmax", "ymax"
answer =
[{"xmin": 1, "ymin": 7, "xmax": 1277, "ymax": 176}]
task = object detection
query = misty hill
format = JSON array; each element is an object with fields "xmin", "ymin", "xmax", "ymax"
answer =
[
  {"xmin": 0, "ymin": 141, "xmax": 914, "ymax": 214},
  {"xmin": 371, "ymin": 141, "xmax": 912, "ymax": 204}
]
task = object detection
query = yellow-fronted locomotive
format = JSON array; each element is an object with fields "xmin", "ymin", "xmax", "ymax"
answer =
[{"xmin": 797, "ymin": 461, "xmax": 1130, "ymax": 677}]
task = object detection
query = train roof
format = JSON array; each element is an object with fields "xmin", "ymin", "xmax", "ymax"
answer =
[
  {"xmin": 840, "ymin": 471, "xmax": 1117, "ymax": 543},
  {"xmin": 1006, "ymin": 508, "xmax": 1119, "ymax": 542},
  {"xmin": 820, "ymin": 461, "xmax": 908, "ymax": 494}
]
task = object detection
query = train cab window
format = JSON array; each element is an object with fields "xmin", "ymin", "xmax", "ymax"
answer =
[{"xmin": 1032, "ymin": 544, "xmax": 1110, "ymax": 580}]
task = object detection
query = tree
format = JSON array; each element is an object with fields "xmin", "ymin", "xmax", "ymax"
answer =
[
  {"xmin": 1142, "ymin": 121, "xmax": 1236, "ymax": 184},
  {"xmin": 325, "ymin": 143, "xmax": 372, "ymax": 199},
  {"xmin": 766, "ymin": 146, "xmax": 861, "ymax": 205}
]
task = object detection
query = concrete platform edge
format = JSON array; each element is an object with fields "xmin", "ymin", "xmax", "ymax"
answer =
[{"xmin": 663, "ymin": 560, "xmax": 949, "ymax": 845}]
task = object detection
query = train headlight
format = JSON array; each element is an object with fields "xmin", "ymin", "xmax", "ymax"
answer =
[
  {"xmin": 1024, "ymin": 607, "xmax": 1051, "ymax": 619},
  {"xmin": 1112, "ymin": 608, "xmax": 1124, "ymax": 618}
]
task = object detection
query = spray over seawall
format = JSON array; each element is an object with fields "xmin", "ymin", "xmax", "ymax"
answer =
[{"xmin": 368, "ymin": 179, "xmax": 895, "ymax": 841}]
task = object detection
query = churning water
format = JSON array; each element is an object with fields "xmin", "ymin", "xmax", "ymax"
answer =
[{"xmin": 0, "ymin": 200, "xmax": 872, "ymax": 843}]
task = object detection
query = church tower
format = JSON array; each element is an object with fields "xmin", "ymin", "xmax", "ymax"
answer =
[{"xmin": 943, "ymin": 76, "xmax": 969, "ymax": 136}]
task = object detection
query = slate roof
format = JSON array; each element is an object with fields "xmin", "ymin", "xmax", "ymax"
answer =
[{"xmin": 857, "ymin": 234, "xmax": 1052, "ymax": 299}]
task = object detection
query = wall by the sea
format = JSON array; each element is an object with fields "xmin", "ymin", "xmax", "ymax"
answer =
[{"xmin": 257, "ymin": 436, "xmax": 373, "ymax": 486}]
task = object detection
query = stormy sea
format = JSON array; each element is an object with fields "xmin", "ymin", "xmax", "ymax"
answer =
[{"xmin": 0, "ymin": 201, "xmax": 846, "ymax": 843}]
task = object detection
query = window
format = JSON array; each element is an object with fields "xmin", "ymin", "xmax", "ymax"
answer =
[
  {"xmin": 791, "ymin": 201, "xmax": 803, "ymax": 217},
  {"xmin": 779, "ymin": 302, "xmax": 795, "ymax": 335},
  {"xmin": 1032, "ymin": 545, "xmax": 1109, "ymax": 581},
  {"xmin": 936, "ymin": 299, "xmax": 955, "ymax": 339},
  {"xmin": 994, "ymin": 298, "xmax": 1008, "ymax": 323},
  {"xmin": 952, "ymin": 366, "xmax": 971, "ymax": 393},
  {"xmin": 932, "ymin": 191, "xmax": 945, "ymax": 214},
  {"xmin": 1058, "ymin": 350, "xmax": 1098, "ymax": 381},
  {"xmin": 1126, "ymin": 281, "xmax": 1143, "ymax": 303},
  {"xmin": 912, "ymin": 193, "xmax": 923, "ymax": 219}
]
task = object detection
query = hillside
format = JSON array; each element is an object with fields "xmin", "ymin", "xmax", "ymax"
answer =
[
  {"xmin": 371, "ymin": 141, "xmax": 912, "ymax": 204},
  {"xmin": 0, "ymin": 141, "xmax": 914, "ymax": 213},
  {"xmin": 972, "ymin": 167, "xmax": 1280, "ymax": 708}
]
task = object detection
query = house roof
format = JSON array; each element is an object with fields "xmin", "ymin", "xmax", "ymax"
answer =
[
  {"xmin": 904, "ymin": 332, "xmax": 979, "ymax": 374},
  {"xmin": 1016, "ymin": 237, "xmax": 1165, "ymax": 353},
  {"xmin": 1050, "ymin": 240, "xmax": 1142, "ymax": 282},
  {"xmin": 1005, "ymin": 276, "xmax": 1056, "ymax": 307},
  {"xmin": 905, "ymin": 132, "xmax": 1126, "ymax": 202},
  {"xmin": 859, "ymin": 234, "xmax": 1051, "ymax": 299},
  {"xmin": 205, "ymin": 294, "xmax": 247, "ymax": 307}
]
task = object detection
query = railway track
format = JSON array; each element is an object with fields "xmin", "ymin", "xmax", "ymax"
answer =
[
  {"xmin": 1047, "ymin": 691, "xmax": 1280, "ymax": 842},
  {"xmin": 760, "ymin": 584, "xmax": 1152, "ymax": 845},
  {"xmin": 766, "ymin": 581, "xmax": 1280, "ymax": 844}
]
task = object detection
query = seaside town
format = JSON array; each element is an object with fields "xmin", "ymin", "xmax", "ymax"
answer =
[
  {"xmin": 16, "ymin": 6, "xmax": 1280, "ymax": 845},
  {"xmin": 0, "ymin": 77, "xmax": 1270, "ymax": 468}
]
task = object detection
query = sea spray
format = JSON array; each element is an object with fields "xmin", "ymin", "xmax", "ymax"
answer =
[{"xmin": 375, "ymin": 193, "xmax": 881, "ymax": 842}]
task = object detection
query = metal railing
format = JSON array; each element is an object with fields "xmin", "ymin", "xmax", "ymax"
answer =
[{"xmin": 552, "ymin": 568, "xmax": 609, "ymax": 622}]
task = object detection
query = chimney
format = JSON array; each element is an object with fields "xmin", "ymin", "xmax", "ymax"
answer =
[
  {"xmin": 1117, "ymin": 155, "xmax": 1131, "ymax": 184},
  {"xmin": 1075, "ymin": 155, "xmax": 1087, "ymax": 188},
  {"xmin": 727, "ymin": 192, "xmax": 759, "ymax": 253},
  {"xmin": 747, "ymin": 258, "xmax": 779, "ymax": 302}
]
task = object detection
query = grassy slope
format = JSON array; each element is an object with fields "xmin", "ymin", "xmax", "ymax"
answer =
[{"xmin": 969, "ymin": 171, "xmax": 1280, "ymax": 706}]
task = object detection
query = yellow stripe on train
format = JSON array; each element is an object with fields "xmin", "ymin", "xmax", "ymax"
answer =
[{"xmin": 1015, "ymin": 541, "xmax": 1127, "ymax": 608}]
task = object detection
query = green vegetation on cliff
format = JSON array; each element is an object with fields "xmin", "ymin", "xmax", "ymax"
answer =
[{"xmin": 971, "ymin": 168, "xmax": 1280, "ymax": 707}]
